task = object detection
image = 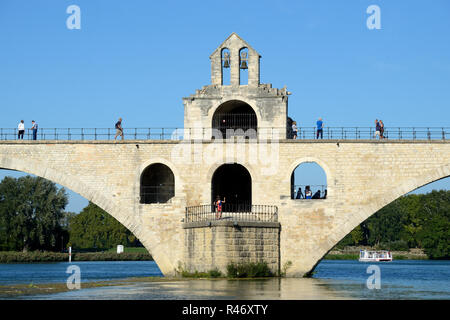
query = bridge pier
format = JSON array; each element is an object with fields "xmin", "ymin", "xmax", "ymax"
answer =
[{"xmin": 182, "ymin": 220, "xmax": 281, "ymax": 275}]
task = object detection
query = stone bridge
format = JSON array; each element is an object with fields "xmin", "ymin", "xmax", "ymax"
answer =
[{"xmin": 0, "ymin": 139, "xmax": 448, "ymax": 276}]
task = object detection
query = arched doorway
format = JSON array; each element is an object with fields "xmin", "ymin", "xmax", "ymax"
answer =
[
  {"xmin": 212, "ymin": 100, "xmax": 257, "ymax": 139},
  {"xmin": 140, "ymin": 163, "xmax": 175, "ymax": 204},
  {"xmin": 211, "ymin": 164, "xmax": 252, "ymax": 210},
  {"xmin": 291, "ymin": 162, "xmax": 327, "ymax": 200}
]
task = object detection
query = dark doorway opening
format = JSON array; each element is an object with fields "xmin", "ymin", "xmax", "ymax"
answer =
[
  {"xmin": 140, "ymin": 163, "xmax": 175, "ymax": 204},
  {"xmin": 212, "ymin": 100, "xmax": 257, "ymax": 139},
  {"xmin": 211, "ymin": 164, "xmax": 252, "ymax": 211}
]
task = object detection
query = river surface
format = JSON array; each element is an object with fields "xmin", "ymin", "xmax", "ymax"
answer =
[{"xmin": 0, "ymin": 260, "xmax": 448, "ymax": 299}]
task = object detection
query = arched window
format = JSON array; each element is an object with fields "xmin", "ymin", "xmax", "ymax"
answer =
[
  {"xmin": 211, "ymin": 164, "xmax": 251, "ymax": 210},
  {"xmin": 140, "ymin": 163, "xmax": 175, "ymax": 204},
  {"xmin": 221, "ymin": 48, "xmax": 231, "ymax": 85},
  {"xmin": 291, "ymin": 162, "xmax": 327, "ymax": 200},
  {"xmin": 239, "ymin": 47, "xmax": 249, "ymax": 85},
  {"xmin": 212, "ymin": 100, "xmax": 257, "ymax": 139}
]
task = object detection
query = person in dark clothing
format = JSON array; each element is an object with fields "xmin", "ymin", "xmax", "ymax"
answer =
[
  {"xmin": 312, "ymin": 190, "xmax": 321, "ymax": 199},
  {"xmin": 322, "ymin": 189, "xmax": 327, "ymax": 199},
  {"xmin": 114, "ymin": 117, "xmax": 124, "ymax": 140},
  {"xmin": 316, "ymin": 118, "xmax": 324, "ymax": 139},
  {"xmin": 31, "ymin": 120, "xmax": 38, "ymax": 140},
  {"xmin": 295, "ymin": 187, "xmax": 304, "ymax": 199}
]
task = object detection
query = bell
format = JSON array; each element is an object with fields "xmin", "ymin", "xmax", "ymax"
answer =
[
  {"xmin": 240, "ymin": 51, "xmax": 248, "ymax": 69},
  {"xmin": 223, "ymin": 52, "xmax": 230, "ymax": 68}
]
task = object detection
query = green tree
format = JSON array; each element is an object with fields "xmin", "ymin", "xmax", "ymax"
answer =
[
  {"xmin": 68, "ymin": 202, "xmax": 139, "ymax": 250},
  {"xmin": 0, "ymin": 176, "xmax": 68, "ymax": 251},
  {"xmin": 335, "ymin": 189, "xmax": 449, "ymax": 259}
]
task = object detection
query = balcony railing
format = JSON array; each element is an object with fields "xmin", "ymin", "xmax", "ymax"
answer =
[
  {"xmin": 185, "ymin": 204, "xmax": 278, "ymax": 223},
  {"xmin": 0, "ymin": 127, "xmax": 449, "ymax": 141},
  {"xmin": 140, "ymin": 185, "xmax": 175, "ymax": 204}
]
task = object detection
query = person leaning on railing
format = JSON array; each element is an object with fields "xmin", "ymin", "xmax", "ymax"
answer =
[{"xmin": 214, "ymin": 196, "xmax": 225, "ymax": 219}]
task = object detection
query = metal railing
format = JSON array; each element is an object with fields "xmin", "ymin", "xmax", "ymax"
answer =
[
  {"xmin": 289, "ymin": 127, "xmax": 450, "ymax": 140},
  {"xmin": 185, "ymin": 204, "xmax": 278, "ymax": 223},
  {"xmin": 140, "ymin": 185, "xmax": 175, "ymax": 204},
  {"xmin": 0, "ymin": 127, "xmax": 449, "ymax": 141}
]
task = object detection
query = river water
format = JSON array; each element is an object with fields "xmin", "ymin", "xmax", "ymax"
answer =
[{"xmin": 0, "ymin": 260, "xmax": 448, "ymax": 299}]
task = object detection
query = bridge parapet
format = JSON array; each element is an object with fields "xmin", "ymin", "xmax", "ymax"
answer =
[{"xmin": 1, "ymin": 127, "xmax": 449, "ymax": 141}]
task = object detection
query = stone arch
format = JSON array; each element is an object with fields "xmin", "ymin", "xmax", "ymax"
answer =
[
  {"xmin": 306, "ymin": 163, "xmax": 450, "ymax": 275},
  {"xmin": 221, "ymin": 47, "xmax": 231, "ymax": 85},
  {"xmin": 286, "ymin": 157, "xmax": 332, "ymax": 200},
  {"xmin": 137, "ymin": 158, "xmax": 183, "ymax": 200},
  {"xmin": 140, "ymin": 163, "xmax": 175, "ymax": 204},
  {"xmin": 211, "ymin": 163, "xmax": 252, "ymax": 207},
  {"xmin": 211, "ymin": 99, "xmax": 258, "ymax": 139},
  {"xmin": 205, "ymin": 161, "xmax": 256, "ymax": 205},
  {"xmin": 0, "ymin": 156, "xmax": 114, "ymax": 216},
  {"xmin": 239, "ymin": 47, "xmax": 249, "ymax": 85},
  {"xmin": 0, "ymin": 155, "xmax": 177, "ymax": 275}
]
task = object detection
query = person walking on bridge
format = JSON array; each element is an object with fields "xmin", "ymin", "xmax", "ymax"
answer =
[
  {"xmin": 374, "ymin": 119, "xmax": 381, "ymax": 139},
  {"xmin": 316, "ymin": 118, "xmax": 324, "ymax": 139},
  {"xmin": 379, "ymin": 120, "xmax": 385, "ymax": 139},
  {"xmin": 114, "ymin": 117, "xmax": 124, "ymax": 140}
]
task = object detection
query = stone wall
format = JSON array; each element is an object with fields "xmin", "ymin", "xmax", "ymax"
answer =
[
  {"xmin": 183, "ymin": 220, "xmax": 280, "ymax": 274},
  {"xmin": 0, "ymin": 139, "xmax": 449, "ymax": 277}
]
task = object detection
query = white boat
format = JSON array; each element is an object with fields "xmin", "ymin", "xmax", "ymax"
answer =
[{"xmin": 359, "ymin": 249, "xmax": 393, "ymax": 262}]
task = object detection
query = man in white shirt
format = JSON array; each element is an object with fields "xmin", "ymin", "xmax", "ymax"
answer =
[{"xmin": 18, "ymin": 120, "xmax": 25, "ymax": 139}]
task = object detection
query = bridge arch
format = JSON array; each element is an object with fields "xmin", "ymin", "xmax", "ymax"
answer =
[
  {"xmin": 0, "ymin": 155, "xmax": 154, "ymax": 271},
  {"xmin": 307, "ymin": 163, "xmax": 450, "ymax": 275}
]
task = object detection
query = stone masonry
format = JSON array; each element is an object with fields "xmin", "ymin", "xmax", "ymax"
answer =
[
  {"xmin": 183, "ymin": 220, "xmax": 280, "ymax": 274},
  {"xmin": 1, "ymin": 140, "xmax": 449, "ymax": 277}
]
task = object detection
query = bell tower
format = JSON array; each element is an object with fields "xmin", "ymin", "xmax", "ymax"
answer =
[
  {"xmin": 209, "ymin": 33, "xmax": 261, "ymax": 87},
  {"xmin": 183, "ymin": 33, "xmax": 290, "ymax": 139}
]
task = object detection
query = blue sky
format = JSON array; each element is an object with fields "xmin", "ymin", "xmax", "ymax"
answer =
[{"xmin": 0, "ymin": 0, "xmax": 449, "ymax": 212}]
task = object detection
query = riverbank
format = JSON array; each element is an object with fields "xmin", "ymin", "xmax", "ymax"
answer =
[
  {"xmin": 0, "ymin": 251, "xmax": 153, "ymax": 263},
  {"xmin": 0, "ymin": 276, "xmax": 170, "ymax": 299},
  {"xmin": 325, "ymin": 247, "xmax": 428, "ymax": 260}
]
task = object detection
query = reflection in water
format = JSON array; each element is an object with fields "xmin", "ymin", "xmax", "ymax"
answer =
[
  {"xmin": 24, "ymin": 278, "xmax": 350, "ymax": 300},
  {"xmin": 4, "ymin": 260, "xmax": 449, "ymax": 300}
]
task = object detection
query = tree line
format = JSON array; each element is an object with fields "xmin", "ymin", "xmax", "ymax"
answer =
[
  {"xmin": 337, "ymin": 190, "xmax": 449, "ymax": 259},
  {"xmin": 0, "ymin": 175, "xmax": 448, "ymax": 259},
  {"xmin": 0, "ymin": 176, "xmax": 140, "ymax": 252}
]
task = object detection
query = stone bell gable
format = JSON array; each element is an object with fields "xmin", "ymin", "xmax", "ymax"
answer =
[{"xmin": 183, "ymin": 33, "xmax": 290, "ymax": 139}]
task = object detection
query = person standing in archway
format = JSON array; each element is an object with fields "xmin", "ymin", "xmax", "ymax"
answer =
[
  {"xmin": 114, "ymin": 117, "xmax": 124, "ymax": 140},
  {"xmin": 305, "ymin": 186, "xmax": 312, "ymax": 199},
  {"xmin": 215, "ymin": 196, "xmax": 226, "ymax": 219}
]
